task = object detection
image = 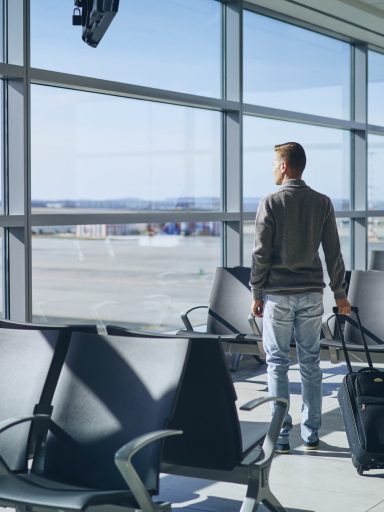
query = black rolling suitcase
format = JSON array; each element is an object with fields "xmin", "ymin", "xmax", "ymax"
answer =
[{"xmin": 334, "ymin": 306, "xmax": 384, "ymax": 475}]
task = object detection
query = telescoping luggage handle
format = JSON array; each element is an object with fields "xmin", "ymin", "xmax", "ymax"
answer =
[{"xmin": 332, "ymin": 306, "xmax": 374, "ymax": 373}]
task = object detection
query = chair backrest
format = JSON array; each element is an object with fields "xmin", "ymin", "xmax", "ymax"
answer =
[
  {"xmin": 368, "ymin": 250, "xmax": 384, "ymax": 271},
  {"xmin": 343, "ymin": 270, "xmax": 384, "ymax": 345},
  {"xmin": 162, "ymin": 337, "xmax": 243, "ymax": 470},
  {"xmin": 0, "ymin": 328, "xmax": 63, "ymax": 472},
  {"xmin": 207, "ymin": 266, "xmax": 254, "ymax": 335},
  {"xmin": 40, "ymin": 333, "xmax": 190, "ymax": 493},
  {"xmin": 0, "ymin": 320, "xmax": 98, "ymax": 419}
]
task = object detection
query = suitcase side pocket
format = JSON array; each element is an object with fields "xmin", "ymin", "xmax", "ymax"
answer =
[{"xmin": 356, "ymin": 396, "xmax": 384, "ymax": 452}]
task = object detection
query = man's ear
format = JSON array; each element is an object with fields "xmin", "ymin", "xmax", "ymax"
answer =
[{"xmin": 281, "ymin": 161, "xmax": 287, "ymax": 174}]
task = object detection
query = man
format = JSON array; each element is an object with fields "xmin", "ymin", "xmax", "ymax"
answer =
[{"xmin": 250, "ymin": 142, "xmax": 351, "ymax": 454}]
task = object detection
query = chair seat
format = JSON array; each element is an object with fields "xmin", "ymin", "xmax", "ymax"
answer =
[
  {"xmin": 0, "ymin": 472, "xmax": 136, "ymax": 510},
  {"xmin": 239, "ymin": 420, "xmax": 268, "ymax": 453}
]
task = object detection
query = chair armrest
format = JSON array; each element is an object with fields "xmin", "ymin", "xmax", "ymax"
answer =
[
  {"xmin": 0, "ymin": 415, "xmax": 51, "ymax": 474},
  {"xmin": 321, "ymin": 312, "xmax": 335, "ymax": 339},
  {"xmin": 246, "ymin": 316, "xmax": 265, "ymax": 358},
  {"xmin": 239, "ymin": 396, "xmax": 288, "ymax": 468},
  {"xmin": 0, "ymin": 414, "xmax": 50, "ymax": 435},
  {"xmin": 239, "ymin": 396, "xmax": 286, "ymax": 412},
  {"xmin": 115, "ymin": 429, "xmax": 182, "ymax": 512},
  {"xmin": 247, "ymin": 314, "xmax": 262, "ymax": 336},
  {"xmin": 180, "ymin": 306, "xmax": 208, "ymax": 331}
]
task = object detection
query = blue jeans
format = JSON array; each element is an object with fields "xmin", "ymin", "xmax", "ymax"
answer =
[{"xmin": 263, "ymin": 292, "xmax": 323, "ymax": 445}]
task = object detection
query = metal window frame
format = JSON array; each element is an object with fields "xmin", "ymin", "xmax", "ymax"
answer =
[{"xmin": 3, "ymin": 0, "xmax": 32, "ymax": 320}]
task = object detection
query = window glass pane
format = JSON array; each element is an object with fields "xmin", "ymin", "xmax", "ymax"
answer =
[
  {"xmin": 31, "ymin": 0, "xmax": 221, "ymax": 98},
  {"xmin": 0, "ymin": 3, "xmax": 3, "ymax": 62},
  {"xmin": 368, "ymin": 134, "xmax": 384, "ymax": 210},
  {"xmin": 243, "ymin": 221, "xmax": 254, "ymax": 268},
  {"xmin": 339, "ymin": 219, "xmax": 351, "ymax": 270},
  {"xmin": 243, "ymin": 116, "xmax": 350, "ymax": 212},
  {"xmin": 31, "ymin": 86, "xmax": 221, "ymax": 212},
  {"xmin": 0, "ymin": 81, "xmax": 2, "ymax": 212},
  {"xmin": 244, "ymin": 11, "xmax": 351, "ymax": 119},
  {"xmin": 368, "ymin": 217, "xmax": 384, "ymax": 268},
  {"xmin": 320, "ymin": 219, "xmax": 351, "ymax": 271},
  {"xmin": 243, "ymin": 218, "xmax": 351, "ymax": 274},
  {"xmin": 0, "ymin": 230, "xmax": 3, "ymax": 317},
  {"xmin": 368, "ymin": 51, "xmax": 384, "ymax": 126},
  {"xmin": 32, "ymin": 223, "xmax": 220, "ymax": 330}
]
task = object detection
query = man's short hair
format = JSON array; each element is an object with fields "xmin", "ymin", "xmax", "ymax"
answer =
[{"xmin": 274, "ymin": 142, "xmax": 306, "ymax": 175}]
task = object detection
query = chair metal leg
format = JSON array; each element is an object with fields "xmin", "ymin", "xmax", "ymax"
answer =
[
  {"xmin": 262, "ymin": 494, "xmax": 287, "ymax": 511},
  {"xmin": 239, "ymin": 463, "xmax": 288, "ymax": 512},
  {"xmin": 240, "ymin": 398, "xmax": 289, "ymax": 512},
  {"xmin": 230, "ymin": 353, "xmax": 242, "ymax": 371}
]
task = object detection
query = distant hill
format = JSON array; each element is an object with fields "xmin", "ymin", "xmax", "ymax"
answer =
[{"xmin": 32, "ymin": 196, "xmax": 355, "ymax": 212}]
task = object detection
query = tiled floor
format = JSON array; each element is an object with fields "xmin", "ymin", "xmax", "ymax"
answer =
[{"xmin": 157, "ymin": 356, "xmax": 384, "ymax": 512}]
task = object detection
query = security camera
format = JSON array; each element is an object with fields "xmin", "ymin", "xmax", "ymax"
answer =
[{"xmin": 72, "ymin": 0, "xmax": 120, "ymax": 48}]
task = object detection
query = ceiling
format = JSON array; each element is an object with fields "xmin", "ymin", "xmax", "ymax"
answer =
[
  {"xmin": 357, "ymin": 0, "xmax": 384, "ymax": 8},
  {"xmin": 340, "ymin": 0, "xmax": 384, "ymax": 15},
  {"xmin": 249, "ymin": 0, "xmax": 384, "ymax": 48}
]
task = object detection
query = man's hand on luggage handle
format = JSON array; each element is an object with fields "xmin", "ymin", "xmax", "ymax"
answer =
[
  {"xmin": 336, "ymin": 297, "xmax": 352, "ymax": 316},
  {"xmin": 251, "ymin": 299, "xmax": 264, "ymax": 318}
]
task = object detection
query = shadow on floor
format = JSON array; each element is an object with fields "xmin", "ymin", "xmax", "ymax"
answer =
[
  {"xmin": 285, "ymin": 509, "xmax": 315, "ymax": 512},
  {"xmin": 289, "ymin": 439, "xmax": 351, "ymax": 459},
  {"xmin": 158, "ymin": 475, "xmax": 316, "ymax": 512},
  {"xmin": 361, "ymin": 471, "xmax": 384, "ymax": 478},
  {"xmin": 158, "ymin": 476, "xmax": 243, "ymax": 512},
  {"xmin": 176, "ymin": 496, "xmax": 242, "ymax": 512},
  {"xmin": 234, "ymin": 378, "xmax": 343, "ymax": 397}
]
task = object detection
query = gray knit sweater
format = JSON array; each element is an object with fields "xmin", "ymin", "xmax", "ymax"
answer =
[{"xmin": 250, "ymin": 179, "xmax": 347, "ymax": 301}]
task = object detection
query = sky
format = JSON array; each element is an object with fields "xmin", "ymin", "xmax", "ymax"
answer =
[{"xmin": 28, "ymin": 0, "xmax": 384, "ymax": 208}]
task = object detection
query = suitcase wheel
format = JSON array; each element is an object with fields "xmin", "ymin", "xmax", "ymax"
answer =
[
  {"xmin": 356, "ymin": 465, "xmax": 365, "ymax": 475},
  {"xmin": 352, "ymin": 456, "xmax": 368, "ymax": 475}
]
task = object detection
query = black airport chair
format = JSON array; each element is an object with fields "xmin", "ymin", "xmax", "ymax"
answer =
[
  {"xmin": 106, "ymin": 326, "xmax": 288, "ymax": 511},
  {"xmin": 368, "ymin": 250, "xmax": 384, "ymax": 271},
  {"xmin": 321, "ymin": 270, "xmax": 384, "ymax": 364},
  {"xmin": 161, "ymin": 336, "xmax": 288, "ymax": 512},
  {"xmin": 179, "ymin": 266, "xmax": 264, "ymax": 370},
  {"xmin": 0, "ymin": 333, "xmax": 190, "ymax": 512}
]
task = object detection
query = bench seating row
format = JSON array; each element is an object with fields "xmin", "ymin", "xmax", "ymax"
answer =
[
  {"xmin": 178, "ymin": 267, "xmax": 384, "ymax": 367},
  {"xmin": 0, "ymin": 323, "xmax": 288, "ymax": 512}
]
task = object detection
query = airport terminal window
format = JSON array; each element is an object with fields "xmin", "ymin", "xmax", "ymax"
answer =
[
  {"xmin": 3, "ymin": 1, "xmax": 378, "ymax": 323},
  {"xmin": 368, "ymin": 217, "xmax": 384, "ymax": 263},
  {"xmin": 31, "ymin": 223, "xmax": 220, "ymax": 330},
  {"xmin": 0, "ymin": 81, "xmax": 2, "ymax": 212},
  {"xmin": 243, "ymin": 11, "xmax": 351, "ymax": 119},
  {"xmin": 30, "ymin": 0, "xmax": 221, "ymax": 97},
  {"xmin": 31, "ymin": 85, "xmax": 221, "ymax": 212},
  {"xmin": 368, "ymin": 134, "xmax": 384, "ymax": 210},
  {"xmin": 0, "ymin": 230, "xmax": 3, "ymax": 318},
  {"xmin": 243, "ymin": 116, "xmax": 350, "ymax": 213},
  {"xmin": 0, "ymin": 4, "xmax": 3, "ymax": 63},
  {"xmin": 243, "ymin": 219, "xmax": 351, "ymax": 273},
  {"xmin": 368, "ymin": 51, "xmax": 384, "ymax": 126}
]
